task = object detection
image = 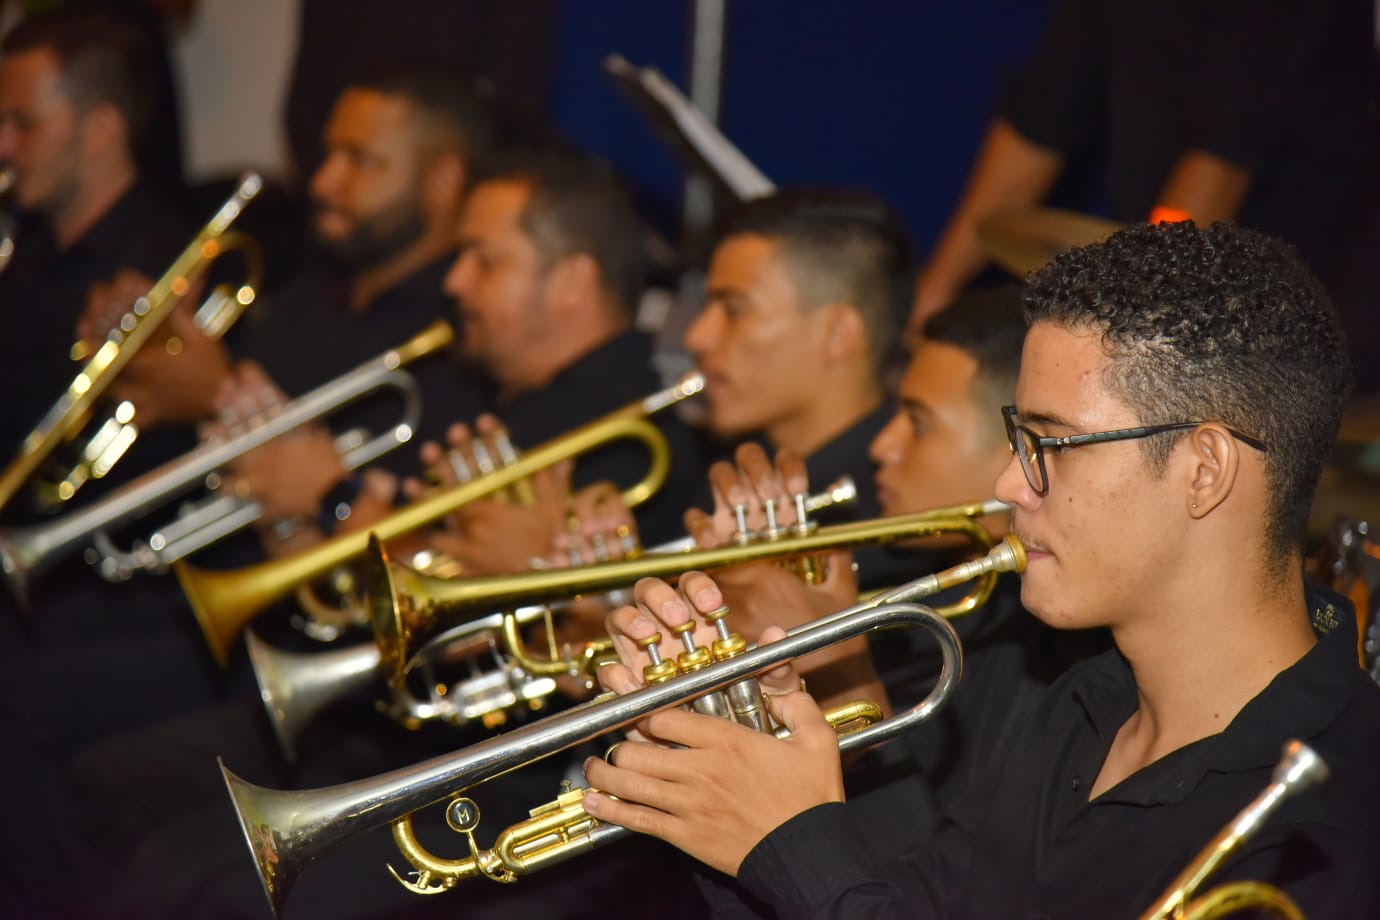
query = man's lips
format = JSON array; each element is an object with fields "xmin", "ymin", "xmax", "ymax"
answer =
[{"xmin": 1013, "ymin": 531, "xmax": 1051, "ymax": 558}]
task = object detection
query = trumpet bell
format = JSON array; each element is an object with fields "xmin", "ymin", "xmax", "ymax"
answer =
[{"xmin": 245, "ymin": 631, "xmax": 381, "ymax": 762}]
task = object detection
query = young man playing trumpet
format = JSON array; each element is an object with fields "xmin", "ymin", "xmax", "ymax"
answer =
[{"xmin": 583, "ymin": 221, "xmax": 1380, "ymax": 917}]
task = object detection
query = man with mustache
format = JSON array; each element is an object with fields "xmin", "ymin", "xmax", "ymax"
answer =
[{"xmin": 584, "ymin": 221, "xmax": 1380, "ymax": 918}]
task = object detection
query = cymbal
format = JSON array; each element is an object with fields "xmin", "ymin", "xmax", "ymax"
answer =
[
  {"xmin": 977, "ymin": 208, "xmax": 1125, "ymax": 278},
  {"xmin": 1340, "ymin": 394, "xmax": 1380, "ymax": 445}
]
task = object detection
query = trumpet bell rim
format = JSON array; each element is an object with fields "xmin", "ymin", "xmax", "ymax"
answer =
[
  {"xmin": 221, "ymin": 758, "xmax": 293, "ymax": 918},
  {"xmin": 245, "ymin": 630, "xmax": 298, "ymax": 762},
  {"xmin": 364, "ymin": 534, "xmax": 409, "ymax": 689}
]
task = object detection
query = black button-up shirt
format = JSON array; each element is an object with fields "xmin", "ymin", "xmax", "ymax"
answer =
[
  {"xmin": 233, "ymin": 256, "xmax": 483, "ymax": 478},
  {"xmin": 733, "ymin": 591, "xmax": 1380, "ymax": 919},
  {"xmin": 0, "ymin": 184, "xmax": 191, "ymax": 500}
]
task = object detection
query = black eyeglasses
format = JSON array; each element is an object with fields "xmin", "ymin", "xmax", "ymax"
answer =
[{"xmin": 1001, "ymin": 405, "xmax": 1267, "ymax": 496}]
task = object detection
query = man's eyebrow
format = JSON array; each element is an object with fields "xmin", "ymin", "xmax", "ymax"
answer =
[
  {"xmin": 706, "ymin": 286, "xmax": 750, "ymax": 305},
  {"xmin": 1019, "ymin": 408, "xmax": 1078, "ymax": 429},
  {"xmin": 899, "ymin": 395, "xmax": 933, "ymax": 416}
]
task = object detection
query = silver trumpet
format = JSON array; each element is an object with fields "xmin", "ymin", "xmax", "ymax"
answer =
[
  {"xmin": 246, "ymin": 477, "xmax": 860, "ymax": 756},
  {"xmin": 0, "ymin": 321, "xmax": 454, "ymax": 608},
  {"xmin": 246, "ymin": 604, "xmax": 561, "ymax": 762},
  {"xmin": 222, "ymin": 537, "xmax": 1025, "ymax": 916}
]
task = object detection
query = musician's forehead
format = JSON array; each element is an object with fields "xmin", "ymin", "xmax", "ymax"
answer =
[{"xmin": 1014, "ymin": 323, "xmax": 1132, "ymax": 431}]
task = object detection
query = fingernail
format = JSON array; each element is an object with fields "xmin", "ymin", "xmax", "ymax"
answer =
[
  {"xmin": 621, "ymin": 679, "xmax": 639, "ymax": 694},
  {"xmin": 661, "ymin": 598, "xmax": 687, "ymax": 620},
  {"xmin": 583, "ymin": 792, "xmax": 602, "ymax": 812},
  {"xmin": 694, "ymin": 588, "xmax": 716, "ymax": 608}
]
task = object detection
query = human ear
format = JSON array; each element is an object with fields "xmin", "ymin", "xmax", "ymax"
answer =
[
  {"xmin": 821, "ymin": 303, "xmax": 866, "ymax": 364},
  {"xmin": 422, "ymin": 153, "xmax": 465, "ymax": 217},
  {"xmin": 547, "ymin": 252, "xmax": 601, "ymax": 315},
  {"xmin": 81, "ymin": 102, "xmax": 125, "ymax": 158},
  {"xmin": 1185, "ymin": 424, "xmax": 1240, "ymax": 518}
]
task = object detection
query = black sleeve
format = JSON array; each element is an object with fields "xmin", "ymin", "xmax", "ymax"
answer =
[
  {"xmin": 732, "ymin": 802, "xmax": 955, "ymax": 919},
  {"xmin": 998, "ymin": 0, "xmax": 1106, "ymax": 155}
]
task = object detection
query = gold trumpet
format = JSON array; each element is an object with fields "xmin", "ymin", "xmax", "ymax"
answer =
[
  {"xmin": 47, "ymin": 230, "xmax": 265, "ymax": 508},
  {"xmin": 1138, "ymin": 740, "xmax": 1327, "ymax": 920},
  {"xmin": 246, "ymin": 478, "xmax": 861, "ymax": 758},
  {"xmin": 176, "ymin": 372, "xmax": 705, "ymax": 666},
  {"xmin": 367, "ymin": 499, "xmax": 1010, "ymax": 691},
  {"xmin": 0, "ymin": 172, "xmax": 263, "ymax": 514},
  {"xmin": 223, "ymin": 537, "xmax": 1025, "ymax": 916}
]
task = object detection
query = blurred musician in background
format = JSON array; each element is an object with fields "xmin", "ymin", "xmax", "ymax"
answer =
[
  {"xmin": 0, "ymin": 6, "xmax": 187, "ymax": 474},
  {"xmin": 586, "ymin": 221, "xmax": 1380, "ymax": 918},
  {"xmin": 85, "ymin": 63, "xmax": 497, "ymax": 550},
  {"xmin": 908, "ymin": 0, "xmax": 1374, "ymax": 334},
  {"xmin": 0, "ymin": 64, "xmax": 498, "ymax": 916}
]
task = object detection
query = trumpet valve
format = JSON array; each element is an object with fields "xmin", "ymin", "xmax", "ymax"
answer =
[
  {"xmin": 762, "ymin": 498, "xmax": 784, "ymax": 540},
  {"xmin": 702, "ymin": 605, "xmax": 744, "ymax": 660},
  {"xmin": 671, "ymin": 621, "xmax": 734, "ymax": 720},
  {"xmin": 638, "ymin": 633, "xmax": 678, "ymax": 685},
  {"xmin": 732, "ymin": 503, "xmax": 751, "ymax": 545}
]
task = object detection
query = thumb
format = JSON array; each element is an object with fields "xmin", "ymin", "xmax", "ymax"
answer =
[{"xmin": 767, "ymin": 677, "xmax": 828, "ymax": 740}]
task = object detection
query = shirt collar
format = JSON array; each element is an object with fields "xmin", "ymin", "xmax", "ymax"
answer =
[{"xmin": 1072, "ymin": 587, "xmax": 1366, "ymax": 805}]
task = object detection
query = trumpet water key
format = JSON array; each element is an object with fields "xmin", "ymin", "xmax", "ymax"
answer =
[{"xmin": 222, "ymin": 538, "xmax": 1025, "ymax": 915}]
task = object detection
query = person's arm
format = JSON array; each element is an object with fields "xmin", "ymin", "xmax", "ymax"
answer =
[
  {"xmin": 1152, "ymin": 150, "xmax": 1252, "ymax": 225},
  {"xmin": 909, "ymin": 121, "xmax": 1065, "ymax": 335}
]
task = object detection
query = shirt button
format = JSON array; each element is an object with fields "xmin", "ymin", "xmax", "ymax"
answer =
[{"xmin": 1071, "ymin": 775, "xmax": 1081, "ymax": 793}]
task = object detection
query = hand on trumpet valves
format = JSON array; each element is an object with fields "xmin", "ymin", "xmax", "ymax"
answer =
[
  {"xmin": 214, "ymin": 361, "xmax": 351, "ymax": 522},
  {"xmin": 408, "ymin": 414, "xmax": 533, "ymax": 507},
  {"xmin": 686, "ymin": 443, "xmax": 811, "ymax": 548},
  {"xmin": 584, "ymin": 572, "xmax": 842, "ymax": 876},
  {"xmin": 80, "ymin": 269, "xmax": 230, "ymax": 427},
  {"xmin": 404, "ymin": 428, "xmax": 575, "ymax": 576},
  {"xmin": 549, "ymin": 480, "xmax": 642, "ymax": 566}
]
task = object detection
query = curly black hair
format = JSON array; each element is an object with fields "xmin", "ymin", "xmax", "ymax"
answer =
[{"xmin": 1024, "ymin": 221, "xmax": 1352, "ymax": 565}]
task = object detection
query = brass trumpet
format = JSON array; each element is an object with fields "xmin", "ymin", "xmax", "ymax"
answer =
[
  {"xmin": 0, "ymin": 172, "xmax": 263, "ymax": 514},
  {"xmin": 223, "ymin": 537, "xmax": 1025, "ymax": 916},
  {"xmin": 1138, "ymin": 739, "xmax": 1327, "ymax": 920},
  {"xmin": 177, "ymin": 373, "xmax": 705, "ymax": 666},
  {"xmin": 0, "ymin": 321, "xmax": 453, "ymax": 609},
  {"xmin": 247, "ymin": 478, "xmax": 860, "ymax": 756},
  {"xmin": 43, "ymin": 227, "xmax": 265, "ymax": 508},
  {"xmin": 368, "ymin": 500, "xmax": 1009, "ymax": 691}
]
